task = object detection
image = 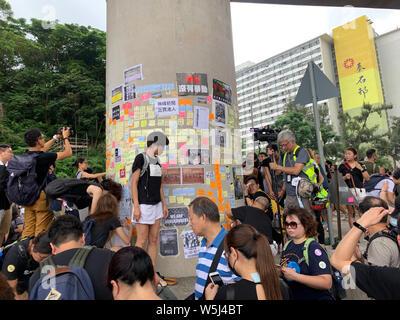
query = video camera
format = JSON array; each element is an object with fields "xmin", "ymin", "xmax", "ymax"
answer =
[
  {"xmin": 253, "ymin": 126, "xmax": 281, "ymax": 143},
  {"xmin": 56, "ymin": 127, "xmax": 74, "ymax": 136}
]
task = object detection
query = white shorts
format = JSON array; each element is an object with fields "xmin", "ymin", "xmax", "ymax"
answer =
[{"xmin": 132, "ymin": 202, "xmax": 163, "ymax": 225}]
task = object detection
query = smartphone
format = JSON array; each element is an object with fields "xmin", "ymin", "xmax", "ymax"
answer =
[{"xmin": 209, "ymin": 272, "xmax": 224, "ymax": 286}]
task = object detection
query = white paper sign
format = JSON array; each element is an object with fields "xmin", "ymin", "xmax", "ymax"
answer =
[
  {"xmin": 155, "ymin": 98, "xmax": 179, "ymax": 117},
  {"xmin": 181, "ymin": 230, "xmax": 201, "ymax": 259},
  {"xmin": 193, "ymin": 105, "xmax": 209, "ymax": 130}
]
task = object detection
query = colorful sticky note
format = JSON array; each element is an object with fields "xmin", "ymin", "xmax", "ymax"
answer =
[
  {"xmin": 112, "ymin": 142, "xmax": 116, "ymax": 148},
  {"xmin": 113, "ymin": 119, "xmax": 117, "ymax": 125},
  {"xmin": 120, "ymin": 116, "xmax": 125, "ymax": 121},
  {"xmin": 169, "ymin": 196, "xmax": 177, "ymax": 203},
  {"xmin": 141, "ymin": 93, "xmax": 151, "ymax": 101},
  {"xmin": 162, "ymin": 163, "xmax": 169, "ymax": 169},
  {"xmin": 210, "ymin": 181, "xmax": 217, "ymax": 189},
  {"xmin": 185, "ymin": 99, "xmax": 192, "ymax": 105},
  {"xmin": 198, "ymin": 189, "xmax": 205, "ymax": 196},
  {"xmin": 201, "ymin": 138, "xmax": 209, "ymax": 145},
  {"xmin": 209, "ymin": 113, "xmax": 215, "ymax": 120},
  {"xmin": 218, "ymin": 205, "xmax": 224, "ymax": 212},
  {"xmin": 206, "ymin": 96, "xmax": 212, "ymax": 102},
  {"xmin": 129, "ymin": 110, "xmax": 134, "ymax": 118},
  {"xmin": 178, "ymin": 98, "xmax": 186, "ymax": 106},
  {"xmin": 134, "ymin": 100, "xmax": 140, "ymax": 106},
  {"xmin": 207, "ymin": 191, "xmax": 214, "ymax": 198},
  {"xmin": 179, "ymin": 112, "xmax": 186, "ymax": 118},
  {"xmin": 348, "ymin": 197, "xmax": 355, "ymax": 203}
]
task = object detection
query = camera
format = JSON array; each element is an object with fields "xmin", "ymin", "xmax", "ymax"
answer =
[
  {"xmin": 253, "ymin": 126, "xmax": 281, "ymax": 143},
  {"xmin": 57, "ymin": 127, "xmax": 74, "ymax": 136}
]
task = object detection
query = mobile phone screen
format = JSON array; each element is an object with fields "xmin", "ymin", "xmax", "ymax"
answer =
[{"xmin": 210, "ymin": 273, "xmax": 224, "ymax": 286}]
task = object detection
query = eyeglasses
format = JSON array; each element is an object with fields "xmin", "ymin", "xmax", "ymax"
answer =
[
  {"xmin": 279, "ymin": 142, "xmax": 290, "ymax": 148},
  {"xmin": 284, "ymin": 221, "xmax": 298, "ymax": 229}
]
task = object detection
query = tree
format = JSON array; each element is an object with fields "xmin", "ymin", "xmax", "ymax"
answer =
[{"xmin": 274, "ymin": 101, "xmax": 341, "ymax": 160}]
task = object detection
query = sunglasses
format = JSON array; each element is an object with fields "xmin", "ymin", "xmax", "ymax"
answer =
[{"xmin": 284, "ymin": 221, "xmax": 298, "ymax": 229}]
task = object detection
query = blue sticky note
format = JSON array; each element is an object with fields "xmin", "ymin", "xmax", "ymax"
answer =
[
  {"xmin": 139, "ymin": 136, "xmax": 145, "ymax": 142},
  {"xmin": 186, "ymin": 105, "xmax": 193, "ymax": 112},
  {"xmin": 179, "ymin": 105, "xmax": 186, "ymax": 112},
  {"xmin": 164, "ymin": 188, "xmax": 169, "ymax": 196}
]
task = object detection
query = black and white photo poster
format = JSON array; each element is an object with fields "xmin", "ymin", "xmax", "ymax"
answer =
[
  {"xmin": 181, "ymin": 230, "xmax": 201, "ymax": 259},
  {"xmin": 214, "ymin": 101, "xmax": 226, "ymax": 127},
  {"xmin": 159, "ymin": 229, "xmax": 179, "ymax": 257},
  {"xmin": 123, "ymin": 84, "xmax": 136, "ymax": 101},
  {"xmin": 164, "ymin": 207, "xmax": 189, "ymax": 227}
]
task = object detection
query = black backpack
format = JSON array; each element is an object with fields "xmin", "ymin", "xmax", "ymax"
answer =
[{"xmin": 45, "ymin": 178, "xmax": 100, "ymax": 209}]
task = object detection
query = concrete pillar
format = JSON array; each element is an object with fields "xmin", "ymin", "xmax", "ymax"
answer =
[{"xmin": 106, "ymin": 0, "xmax": 242, "ymax": 277}]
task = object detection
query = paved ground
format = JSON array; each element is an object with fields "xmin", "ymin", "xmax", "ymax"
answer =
[{"xmin": 163, "ymin": 210, "xmax": 371, "ymax": 300}]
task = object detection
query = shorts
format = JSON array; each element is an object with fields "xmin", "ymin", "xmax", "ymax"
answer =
[{"xmin": 133, "ymin": 202, "xmax": 163, "ymax": 225}]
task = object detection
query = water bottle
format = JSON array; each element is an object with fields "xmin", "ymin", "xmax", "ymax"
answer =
[{"xmin": 335, "ymin": 271, "xmax": 343, "ymax": 285}]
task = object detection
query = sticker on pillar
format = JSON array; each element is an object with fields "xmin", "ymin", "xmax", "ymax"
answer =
[
  {"xmin": 188, "ymin": 149, "xmax": 210, "ymax": 165},
  {"xmin": 112, "ymin": 105, "xmax": 120, "ymax": 121},
  {"xmin": 163, "ymin": 207, "xmax": 189, "ymax": 227},
  {"xmin": 197, "ymin": 97, "xmax": 207, "ymax": 104},
  {"xmin": 120, "ymin": 168, "xmax": 126, "ymax": 178},
  {"xmin": 182, "ymin": 167, "xmax": 204, "ymax": 184},
  {"xmin": 181, "ymin": 230, "xmax": 201, "ymax": 259},
  {"xmin": 176, "ymin": 73, "xmax": 208, "ymax": 96},
  {"xmin": 159, "ymin": 229, "xmax": 179, "ymax": 257},
  {"xmin": 213, "ymin": 79, "xmax": 232, "ymax": 106},
  {"xmin": 232, "ymin": 167, "xmax": 244, "ymax": 200},
  {"xmin": 151, "ymin": 92, "xmax": 162, "ymax": 99},
  {"xmin": 123, "ymin": 84, "xmax": 136, "ymax": 102},
  {"xmin": 155, "ymin": 98, "xmax": 179, "ymax": 117},
  {"xmin": 193, "ymin": 106, "xmax": 209, "ymax": 130},
  {"xmin": 212, "ymin": 129, "xmax": 227, "ymax": 148},
  {"xmin": 214, "ymin": 101, "xmax": 227, "ymax": 127},
  {"xmin": 124, "ymin": 64, "xmax": 143, "ymax": 83},
  {"xmin": 112, "ymin": 85, "xmax": 123, "ymax": 103},
  {"xmin": 162, "ymin": 168, "xmax": 181, "ymax": 185},
  {"xmin": 115, "ymin": 147, "xmax": 122, "ymax": 164}
]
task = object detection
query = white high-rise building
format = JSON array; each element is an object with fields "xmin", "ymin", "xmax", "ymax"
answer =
[{"xmin": 236, "ymin": 34, "xmax": 340, "ymax": 156}]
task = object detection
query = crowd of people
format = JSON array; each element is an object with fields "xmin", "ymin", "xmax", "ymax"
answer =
[{"xmin": 0, "ymin": 127, "xmax": 399, "ymax": 301}]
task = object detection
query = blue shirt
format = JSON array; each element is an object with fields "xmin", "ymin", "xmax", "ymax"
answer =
[
  {"xmin": 280, "ymin": 239, "xmax": 333, "ymax": 300},
  {"xmin": 194, "ymin": 226, "xmax": 236, "ymax": 300}
]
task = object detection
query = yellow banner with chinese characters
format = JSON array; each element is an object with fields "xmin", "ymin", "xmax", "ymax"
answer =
[{"xmin": 333, "ymin": 15, "xmax": 384, "ymax": 111}]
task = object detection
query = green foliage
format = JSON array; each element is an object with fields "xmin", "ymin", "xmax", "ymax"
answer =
[
  {"xmin": 273, "ymin": 101, "xmax": 340, "ymax": 160},
  {"xmin": 0, "ymin": 1, "xmax": 107, "ymax": 176}
]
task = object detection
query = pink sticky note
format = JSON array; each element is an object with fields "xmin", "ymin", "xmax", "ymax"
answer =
[
  {"xmin": 162, "ymin": 163, "xmax": 169, "ymax": 169},
  {"xmin": 169, "ymin": 159, "xmax": 177, "ymax": 165},
  {"xmin": 134, "ymin": 100, "xmax": 140, "ymax": 106},
  {"xmin": 120, "ymin": 116, "xmax": 125, "ymax": 122},
  {"xmin": 348, "ymin": 197, "xmax": 355, "ymax": 203},
  {"xmin": 206, "ymin": 96, "xmax": 212, "ymax": 102},
  {"xmin": 129, "ymin": 110, "xmax": 134, "ymax": 118},
  {"xmin": 112, "ymin": 142, "xmax": 116, "ymax": 148},
  {"xmin": 179, "ymin": 142, "xmax": 186, "ymax": 149},
  {"xmin": 127, "ymin": 102, "xmax": 132, "ymax": 109},
  {"xmin": 141, "ymin": 93, "xmax": 151, "ymax": 101},
  {"xmin": 110, "ymin": 162, "xmax": 115, "ymax": 169},
  {"xmin": 201, "ymin": 138, "xmax": 209, "ymax": 145},
  {"xmin": 179, "ymin": 112, "xmax": 186, "ymax": 118}
]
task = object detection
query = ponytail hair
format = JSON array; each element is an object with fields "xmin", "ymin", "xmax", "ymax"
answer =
[
  {"xmin": 224, "ymin": 224, "xmax": 282, "ymax": 300},
  {"xmin": 72, "ymin": 157, "xmax": 86, "ymax": 168}
]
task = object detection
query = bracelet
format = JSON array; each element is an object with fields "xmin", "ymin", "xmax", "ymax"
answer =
[
  {"xmin": 353, "ymin": 221, "xmax": 367, "ymax": 233},
  {"xmin": 63, "ymin": 137, "xmax": 69, "ymax": 141}
]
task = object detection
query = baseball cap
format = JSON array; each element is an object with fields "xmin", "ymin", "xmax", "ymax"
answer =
[{"xmin": 147, "ymin": 131, "xmax": 169, "ymax": 147}]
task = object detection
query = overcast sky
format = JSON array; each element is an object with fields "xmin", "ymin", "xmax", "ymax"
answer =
[{"xmin": 6, "ymin": 0, "xmax": 400, "ymax": 66}]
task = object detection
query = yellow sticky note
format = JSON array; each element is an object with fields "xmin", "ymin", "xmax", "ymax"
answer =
[
  {"xmin": 187, "ymin": 119, "xmax": 193, "ymax": 126},
  {"xmin": 221, "ymin": 173, "xmax": 226, "ymax": 181},
  {"xmin": 169, "ymin": 196, "xmax": 176, "ymax": 203},
  {"xmin": 141, "ymin": 120, "xmax": 147, "ymax": 127},
  {"xmin": 206, "ymin": 178, "xmax": 211, "ymax": 185},
  {"xmin": 177, "ymin": 196, "xmax": 184, "ymax": 204},
  {"xmin": 149, "ymin": 120, "xmax": 155, "ymax": 127},
  {"xmin": 183, "ymin": 198, "xmax": 191, "ymax": 206},
  {"xmin": 223, "ymin": 191, "xmax": 228, "ymax": 198}
]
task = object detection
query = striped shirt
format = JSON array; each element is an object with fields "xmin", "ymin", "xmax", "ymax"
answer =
[{"xmin": 194, "ymin": 226, "xmax": 236, "ymax": 300}]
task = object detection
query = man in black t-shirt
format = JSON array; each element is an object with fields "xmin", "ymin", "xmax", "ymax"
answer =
[
  {"xmin": 2, "ymin": 232, "xmax": 51, "ymax": 300},
  {"xmin": 226, "ymin": 197, "xmax": 273, "ymax": 244},
  {"xmin": 331, "ymin": 207, "xmax": 400, "ymax": 300},
  {"xmin": 21, "ymin": 128, "xmax": 72, "ymax": 238},
  {"xmin": 29, "ymin": 215, "xmax": 114, "ymax": 300},
  {"xmin": 130, "ymin": 131, "xmax": 169, "ymax": 282}
]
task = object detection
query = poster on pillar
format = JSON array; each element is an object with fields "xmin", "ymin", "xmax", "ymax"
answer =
[
  {"xmin": 124, "ymin": 64, "xmax": 143, "ymax": 83},
  {"xmin": 213, "ymin": 79, "xmax": 232, "ymax": 106},
  {"xmin": 176, "ymin": 73, "xmax": 208, "ymax": 96}
]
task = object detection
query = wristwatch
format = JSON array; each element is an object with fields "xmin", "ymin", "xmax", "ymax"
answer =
[{"xmin": 353, "ymin": 221, "xmax": 367, "ymax": 233}]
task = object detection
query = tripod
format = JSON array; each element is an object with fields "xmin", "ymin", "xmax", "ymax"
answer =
[{"xmin": 268, "ymin": 151, "xmax": 285, "ymax": 246}]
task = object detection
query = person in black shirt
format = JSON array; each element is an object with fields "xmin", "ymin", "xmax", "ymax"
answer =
[
  {"xmin": 338, "ymin": 147, "xmax": 370, "ymax": 229},
  {"xmin": 21, "ymin": 128, "xmax": 72, "ymax": 238},
  {"xmin": 0, "ymin": 144, "xmax": 13, "ymax": 246},
  {"xmin": 1, "ymin": 232, "xmax": 51, "ymax": 300},
  {"xmin": 331, "ymin": 206, "xmax": 400, "ymax": 300},
  {"xmin": 29, "ymin": 215, "xmax": 115, "ymax": 300},
  {"xmin": 131, "ymin": 131, "xmax": 169, "ymax": 283},
  {"xmin": 226, "ymin": 198, "xmax": 273, "ymax": 244},
  {"xmin": 84, "ymin": 193, "xmax": 132, "ymax": 249},
  {"xmin": 205, "ymin": 224, "xmax": 284, "ymax": 300}
]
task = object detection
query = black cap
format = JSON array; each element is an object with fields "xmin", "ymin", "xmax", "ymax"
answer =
[{"xmin": 147, "ymin": 131, "xmax": 169, "ymax": 148}]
